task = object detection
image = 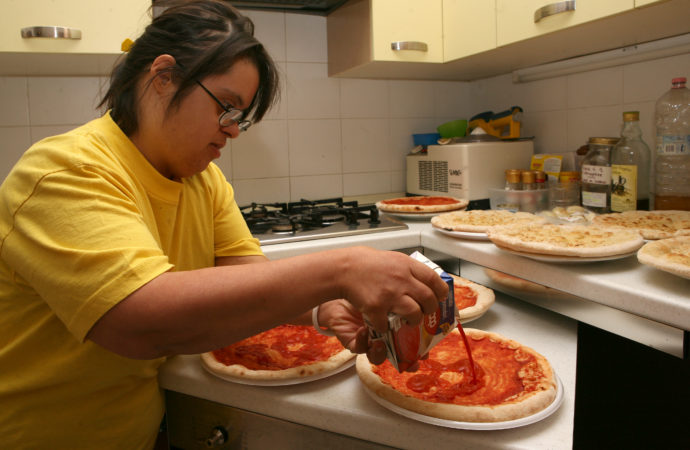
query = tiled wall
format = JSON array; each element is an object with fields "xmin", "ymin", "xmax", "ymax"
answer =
[{"xmin": 1, "ymin": 10, "xmax": 688, "ymax": 205}]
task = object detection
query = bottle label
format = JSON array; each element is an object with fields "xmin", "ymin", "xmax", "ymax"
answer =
[
  {"xmin": 582, "ymin": 191, "xmax": 607, "ymax": 208},
  {"xmin": 581, "ymin": 164, "xmax": 611, "ymax": 185},
  {"xmin": 656, "ymin": 134, "xmax": 690, "ymax": 155},
  {"xmin": 611, "ymin": 164, "xmax": 637, "ymax": 212}
]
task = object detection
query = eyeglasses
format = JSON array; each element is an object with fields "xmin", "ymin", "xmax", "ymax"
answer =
[{"xmin": 194, "ymin": 79, "xmax": 252, "ymax": 132}]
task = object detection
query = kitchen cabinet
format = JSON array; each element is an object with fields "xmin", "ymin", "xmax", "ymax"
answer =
[
  {"xmin": 496, "ymin": 0, "xmax": 632, "ymax": 47},
  {"xmin": 442, "ymin": 0, "xmax": 496, "ymax": 61},
  {"xmin": 0, "ymin": 0, "xmax": 151, "ymax": 76},
  {"xmin": 327, "ymin": 0, "xmax": 443, "ymax": 79}
]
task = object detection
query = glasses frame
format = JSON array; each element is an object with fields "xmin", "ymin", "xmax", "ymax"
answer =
[{"xmin": 194, "ymin": 80, "xmax": 252, "ymax": 132}]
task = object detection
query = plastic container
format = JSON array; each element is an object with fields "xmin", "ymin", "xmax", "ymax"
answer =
[
  {"xmin": 437, "ymin": 119, "xmax": 468, "ymax": 138},
  {"xmin": 412, "ymin": 133, "xmax": 441, "ymax": 146},
  {"xmin": 654, "ymin": 77, "xmax": 690, "ymax": 210},
  {"xmin": 489, "ymin": 188, "xmax": 549, "ymax": 213}
]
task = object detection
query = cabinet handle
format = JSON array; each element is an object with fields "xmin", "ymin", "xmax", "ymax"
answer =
[
  {"xmin": 21, "ymin": 26, "xmax": 82, "ymax": 40},
  {"xmin": 533, "ymin": 0, "xmax": 576, "ymax": 23},
  {"xmin": 391, "ymin": 41, "xmax": 428, "ymax": 52}
]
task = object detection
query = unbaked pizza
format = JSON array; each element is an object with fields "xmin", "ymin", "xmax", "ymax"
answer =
[
  {"xmin": 637, "ymin": 235, "xmax": 690, "ymax": 280},
  {"xmin": 356, "ymin": 328, "xmax": 557, "ymax": 423},
  {"xmin": 201, "ymin": 324, "xmax": 355, "ymax": 382},
  {"xmin": 450, "ymin": 274, "xmax": 495, "ymax": 322},
  {"xmin": 592, "ymin": 210, "xmax": 690, "ymax": 240},
  {"xmin": 487, "ymin": 223, "xmax": 645, "ymax": 257},
  {"xmin": 431, "ymin": 210, "xmax": 545, "ymax": 233},
  {"xmin": 376, "ymin": 196, "xmax": 468, "ymax": 214}
]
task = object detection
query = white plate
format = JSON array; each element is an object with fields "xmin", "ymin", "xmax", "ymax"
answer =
[
  {"xmin": 380, "ymin": 210, "xmax": 441, "ymax": 220},
  {"xmin": 362, "ymin": 373, "xmax": 564, "ymax": 430},
  {"xmin": 499, "ymin": 247, "xmax": 638, "ymax": 263},
  {"xmin": 432, "ymin": 227, "xmax": 490, "ymax": 241},
  {"xmin": 201, "ymin": 356, "xmax": 355, "ymax": 386}
]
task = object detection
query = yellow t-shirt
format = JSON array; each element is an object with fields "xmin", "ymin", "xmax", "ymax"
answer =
[{"xmin": 0, "ymin": 112, "xmax": 262, "ymax": 449}]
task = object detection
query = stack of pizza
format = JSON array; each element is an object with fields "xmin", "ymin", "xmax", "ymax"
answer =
[
  {"xmin": 592, "ymin": 210, "xmax": 690, "ymax": 240},
  {"xmin": 201, "ymin": 324, "xmax": 355, "ymax": 384},
  {"xmin": 486, "ymin": 223, "xmax": 645, "ymax": 261},
  {"xmin": 431, "ymin": 210, "xmax": 546, "ymax": 239},
  {"xmin": 376, "ymin": 196, "xmax": 468, "ymax": 216}
]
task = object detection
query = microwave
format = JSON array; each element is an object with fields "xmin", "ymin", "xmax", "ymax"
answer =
[{"xmin": 406, "ymin": 140, "xmax": 534, "ymax": 207}]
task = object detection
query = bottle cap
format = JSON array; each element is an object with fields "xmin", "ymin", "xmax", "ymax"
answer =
[
  {"xmin": 505, "ymin": 169, "xmax": 521, "ymax": 183},
  {"xmin": 588, "ymin": 137, "xmax": 619, "ymax": 146},
  {"xmin": 521, "ymin": 170, "xmax": 536, "ymax": 183},
  {"xmin": 533, "ymin": 170, "xmax": 546, "ymax": 182},
  {"xmin": 622, "ymin": 111, "xmax": 639, "ymax": 122}
]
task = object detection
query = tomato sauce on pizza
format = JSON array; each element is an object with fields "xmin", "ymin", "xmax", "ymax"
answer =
[
  {"xmin": 211, "ymin": 324, "xmax": 344, "ymax": 370},
  {"xmin": 454, "ymin": 285, "xmax": 478, "ymax": 310},
  {"xmin": 381, "ymin": 196, "xmax": 460, "ymax": 206}
]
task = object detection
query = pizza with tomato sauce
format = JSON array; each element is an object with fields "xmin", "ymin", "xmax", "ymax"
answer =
[
  {"xmin": 450, "ymin": 274, "xmax": 494, "ymax": 322},
  {"xmin": 356, "ymin": 328, "xmax": 557, "ymax": 423},
  {"xmin": 376, "ymin": 196, "xmax": 468, "ymax": 214},
  {"xmin": 201, "ymin": 324, "xmax": 354, "ymax": 382}
]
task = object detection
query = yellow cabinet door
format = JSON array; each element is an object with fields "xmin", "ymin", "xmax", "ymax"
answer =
[
  {"xmin": 0, "ymin": 0, "xmax": 150, "ymax": 54},
  {"xmin": 370, "ymin": 0, "xmax": 443, "ymax": 63},
  {"xmin": 496, "ymin": 0, "xmax": 633, "ymax": 46},
  {"xmin": 443, "ymin": 0, "xmax": 496, "ymax": 61}
]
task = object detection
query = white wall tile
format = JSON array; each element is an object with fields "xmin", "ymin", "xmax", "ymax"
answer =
[
  {"xmin": 340, "ymin": 78, "xmax": 389, "ymax": 119},
  {"xmin": 242, "ymin": 10, "xmax": 287, "ymax": 63},
  {"xmin": 433, "ymin": 81, "xmax": 473, "ymax": 119},
  {"xmin": 232, "ymin": 177, "xmax": 291, "ymax": 205},
  {"xmin": 28, "ymin": 77, "xmax": 102, "ymax": 126},
  {"xmin": 391, "ymin": 170, "xmax": 405, "ymax": 193},
  {"xmin": 389, "ymin": 118, "xmax": 439, "ymax": 171},
  {"xmin": 513, "ymin": 76, "xmax": 568, "ymax": 113},
  {"xmin": 0, "ymin": 77, "xmax": 30, "ymax": 126},
  {"xmin": 264, "ymin": 62, "xmax": 288, "ymax": 121},
  {"xmin": 342, "ymin": 118, "xmax": 390, "ymax": 173},
  {"xmin": 231, "ymin": 119, "xmax": 289, "ymax": 179},
  {"xmin": 290, "ymin": 174, "xmax": 342, "ymax": 200},
  {"xmin": 288, "ymin": 119, "xmax": 341, "ymax": 176},
  {"xmin": 285, "ymin": 13, "xmax": 327, "ymax": 63},
  {"xmin": 567, "ymin": 67, "xmax": 624, "ymax": 108},
  {"xmin": 623, "ymin": 53, "xmax": 690, "ymax": 104},
  {"xmin": 523, "ymin": 110, "xmax": 569, "ymax": 154},
  {"xmin": 344, "ymin": 172, "xmax": 391, "ymax": 196},
  {"xmin": 567, "ymin": 105, "xmax": 621, "ymax": 150},
  {"xmin": 0, "ymin": 126, "xmax": 31, "ymax": 180},
  {"xmin": 286, "ymin": 62, "xmax": 340, "ymax": 119},
  {"xmin": 30, "ymin": 125, "xmax": 78, "ymax": 144},
  {"xmin": 389, "ymin": 80, "xmax": 435, "ymax": 118}
]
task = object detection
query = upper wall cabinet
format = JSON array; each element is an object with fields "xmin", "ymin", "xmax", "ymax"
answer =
[
  {"xmin": 496, "ymin": 0, "xmax": 632, "ymax": 47},
  {"xmin": 443, "ymin": 0, "xmax": 496, "ymax": 61},
  {"xmin": 0, "ymin": 0, "xmax": 151, "ymax": 76},
  {"xmin": 327, "ymin": 0, "xmax": 444, "ymax": 79}
]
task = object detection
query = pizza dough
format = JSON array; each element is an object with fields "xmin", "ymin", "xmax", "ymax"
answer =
[
  {"xmin": 201, "ymin": 325, "xmax": 355, "ymax": 382},
  {"xmin": 487, "ymin": 223, "xmax": 644, "ymax": 257},
  {"xmin": 637, "ymin": 236, "xmax": 690, "ymax": 279},
  {"xmin": 431, "ymin": 210, "xmax": 545, "ymax": 233},
  {"xmin": 592, "ymin": 210, "xmax": 690, "ymax": 240},
  {"xmin": 450, "ymin": 274, "xmax": 495, "ymax": 321},
  {"xmin": 376, "ymin": 196, "xmax": 468, "ymax": 213},
  {"xmin": 356, "ymin": 328, "xmax": 557, "ymax": 423}
]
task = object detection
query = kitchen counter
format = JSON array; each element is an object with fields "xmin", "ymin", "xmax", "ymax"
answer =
[{"xmin": 159, "ymin": 293, "xmax": 577, "ymax": 450}]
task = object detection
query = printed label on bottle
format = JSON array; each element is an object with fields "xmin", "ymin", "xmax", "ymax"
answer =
[
  {"xmin": 581, "ymin": 164, "xmax": 612, "ymax": 185},
  {"xmin": 611, "ymin": 164, "xmax": 637, "ymax": 212},
  {"xmin": 582, "ymin": 191, "xmax": 607, "ymax": 208},
  {"xmin": 655, "ymin": 134, "xmax": 690, "ymax": 155}
]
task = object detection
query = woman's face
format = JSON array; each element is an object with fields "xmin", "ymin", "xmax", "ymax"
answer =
[{"xmin": 156, "ymin": 58, "xmax": 259, "ymax": 180}]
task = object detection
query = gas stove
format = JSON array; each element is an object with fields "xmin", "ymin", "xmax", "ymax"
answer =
[{"xmin": 239, "ymin": 197, "xmax": 408, "ymax": 245}]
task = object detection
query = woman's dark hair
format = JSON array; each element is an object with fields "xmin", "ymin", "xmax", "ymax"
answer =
[{"xmin": 98, "ymin": 0, "xmax": 280, "ymax": 135}]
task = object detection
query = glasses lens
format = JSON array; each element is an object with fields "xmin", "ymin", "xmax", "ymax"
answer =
[
  {"xmin": 238, "ymin": 121, "xmax": 252, "ymax": 132},
  {"xmin": 219, "ymin": 109, "xmax": 245, "ymax": 128}
]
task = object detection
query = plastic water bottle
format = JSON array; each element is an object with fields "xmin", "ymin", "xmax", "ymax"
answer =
[{"xmin": 654, "ymin": 77, "xmax": 690, "ymax": 210}]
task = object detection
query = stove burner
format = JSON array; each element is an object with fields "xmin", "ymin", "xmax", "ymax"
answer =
[{"xmin": 238, "ymin": 197, "xmax": 402, "ymax": 244}]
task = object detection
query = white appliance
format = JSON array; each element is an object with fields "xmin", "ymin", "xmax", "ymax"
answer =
[{"xmin": 406, "ymin": 140, "xmax": 534, "ymax": 202}]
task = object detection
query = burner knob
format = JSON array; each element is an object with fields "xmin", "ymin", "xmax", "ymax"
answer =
[
  {"xmin": 205, "ymin": 426, "xmax": 228, "ymax": 448},
  {"xmin": 369, "ymin": 208, "xmax": 381, "ymax": 224}
]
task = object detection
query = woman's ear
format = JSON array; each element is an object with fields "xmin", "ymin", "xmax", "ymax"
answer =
[{"xmin": 149, "ymin": 54, "xmax": 177, "ymax": 93}]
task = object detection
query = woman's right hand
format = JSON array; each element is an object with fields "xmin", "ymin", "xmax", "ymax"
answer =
[{"xmin": 335, "ymin": 247, "xmax": 448, "ymax": 333}]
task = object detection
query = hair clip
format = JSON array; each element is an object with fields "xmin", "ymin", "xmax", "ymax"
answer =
[{"xmin": 121, "ymin": 38, "xmax": 134, "ymax": 53}]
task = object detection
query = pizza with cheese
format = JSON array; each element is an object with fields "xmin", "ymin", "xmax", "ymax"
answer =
[
  {"xmin": 201, "ymin": 324, "xmax": 355, "ymax": 382},
  {"xmin": 356, "ymin": 328, "xmax": 557, "ymax": 423},
  {"xmin": 376, "ymin": 196, "xmax": 468, "ymax": 214},
  {"xmin": 431, "ymin": 210, "xmax": 545, "ymax": 233},
  {"xmin": 487, "ymin": 223, "xmax": 644, "ymax": 257},
  {"xmin": 591, "ymin": 210, "xmax": 690, "ymax": 240},
  {"xmin": 637, "ymin": 235, "xmax": 690, "ymax": 280},
  {"xmin": 450, "ymin": 274, "xmax": 495, "ymax": 321}
]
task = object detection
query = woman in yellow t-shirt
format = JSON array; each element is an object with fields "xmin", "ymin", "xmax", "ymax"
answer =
[{"xmin": 0, "ymin": 1, "xmax": 448, "ymax": 448}]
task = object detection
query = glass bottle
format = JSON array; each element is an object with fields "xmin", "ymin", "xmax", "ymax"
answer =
[
  {"xmin": 654, "ymin": 77, "xmax": 690, "ymax": 210},
  {"xmin": 581, "ymin": 137, "xmax": 618, "ymax": 214},
  {"xmin": 611, "ymin": 111, "xmax": 651, "ymax": 212},
  {"xmin": 504, "ymin": 169, "xmax": 522, "ymax": 190}
]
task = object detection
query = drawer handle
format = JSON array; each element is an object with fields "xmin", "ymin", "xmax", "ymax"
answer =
[
  {"xmin": 534, "ymin": 0, "xmax": 576, "ymax": 23},
  {"xmin": 21, "ymin": 26, "xmax": 82, "ymax": 40},
  {"xmin": 391, "ymin": 41, "xmax": 428, "ymax": 52}
]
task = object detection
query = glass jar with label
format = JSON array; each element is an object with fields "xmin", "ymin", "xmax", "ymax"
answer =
[
  {"xmin": 581, "ymin": 137, "xmax": 619, "ymax": 214},
  {"xmin": 611, "ymin": 111, "xmax": 651, "ymax": 212}
]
